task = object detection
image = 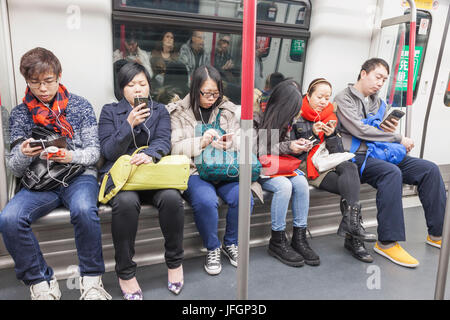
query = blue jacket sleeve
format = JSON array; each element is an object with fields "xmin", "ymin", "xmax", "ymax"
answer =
[{"xmin": 98, "ymin": 104, "xmax": 134, "ymax": 162}]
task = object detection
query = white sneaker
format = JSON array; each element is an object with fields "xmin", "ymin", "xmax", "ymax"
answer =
[
  {"xmin": 79, "ymin": 276, "xmax": 112, "ymax": 300},
  {"xmin": 30, "ymin": 277, "xmax": 61, "ymax": 300},
  {"xmin": 204, "ymin": 247, "xmax": 222, "ymax": 275}
]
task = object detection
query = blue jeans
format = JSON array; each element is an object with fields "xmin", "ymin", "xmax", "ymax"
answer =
[
  {"xmin": 260, "ymin": 174, "xmax": 310, "ymax": 231},
  {"xmin": 0, "ymin": 175, "xmax": 105, "ymax": 285},
  {"xmin": 183, "ymin": 175, "xmax": 254, "ymax": 251}
]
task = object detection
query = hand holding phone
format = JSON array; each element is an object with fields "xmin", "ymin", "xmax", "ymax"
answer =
[
  {"xmin": 380, "ymin": 109, "xmax": 405, "ymax": 132},
  {"xmin": 29, "ymin": 139, "xmax": 48, "ymax": 148},
  {"xmin": 134, "ymin": 97, "xmax": 149, "ymax": 108},
  {"xmin": 128, "ymin": 97, "xmax": 151, "ymax": 128},
  {"xmin": 304, "ymin": 139, "xmax": 317, "ymax": 146},
  {"xmin": 327, "ymin": 120, "xmax": 337, "ymax": 127},
  {"xmin": 29, "ymin": 136, "xmax": 66, "ymax": 148},
  {"xmin": 219, "ymin": 133, "xmax": 233, "ymax": 142}
]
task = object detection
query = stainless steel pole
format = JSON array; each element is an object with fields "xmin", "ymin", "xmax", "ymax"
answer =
[
  {"xmin": 434, "ymin": 189, "xmax": 450, "ymax": 300},
  {"xmin": 237, "ymin": 125, "xmax": 253, "ymax": 300}
]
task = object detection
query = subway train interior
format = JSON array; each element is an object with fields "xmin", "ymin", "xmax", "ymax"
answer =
[{"xmin": 0, "ymin": 0, "xmax": 449, "ymax": 301}]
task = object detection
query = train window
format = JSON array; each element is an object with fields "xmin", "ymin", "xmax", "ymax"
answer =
[
  {"xmin": 112, "ymin": 23, "xmax": 307, "ymax": 104},
  {"xmin": 386, "ymin": 10, "xmax": 432, "ymax": 107},
  {"xmin": 445, "ymin": 74, "xmax": 450, "ymax": 107},
  {"xmin": 114, "ymin": 0, "xmax": 311, "ymax": 28}
]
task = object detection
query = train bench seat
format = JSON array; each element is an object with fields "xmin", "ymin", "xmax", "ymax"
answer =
[{"xmin": 0, "ymin": 182, "xmax": 385, "ymax": 279}]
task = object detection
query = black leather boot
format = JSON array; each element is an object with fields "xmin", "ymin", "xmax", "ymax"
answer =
[
  {"xmin": 337, "ymin": 199, "xmax": 377, "ymax": 242},
  {"xmin": 268, "ymin": 230, "xmax": 304, "ymax": 267},
  {"xmin": 291, "ymin": 227, "xmax": 320, "ymax": 266},
  {"xmin": 344, "ymin": 234, "xmax": 374, "ymax": 263}
]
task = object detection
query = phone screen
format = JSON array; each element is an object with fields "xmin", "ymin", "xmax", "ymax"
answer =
[
  {"xmin": 29, "ymin": 141, "xmax": 47, "ymax": 148},
  {"xmin": 381, "ymin": 110, "xmax": 405, "ymax": 126},
  {"xmin": 134, "ymin": 97, "xmax": 149, "ymax": 108},
  {"xmin": 220, "ymin": 134, "xmax": 233, "ymax": 141}
]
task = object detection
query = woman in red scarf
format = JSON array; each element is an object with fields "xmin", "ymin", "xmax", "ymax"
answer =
[{"xmin": 295, "ymin": 78, "xmax": 376, "ymax": 263}]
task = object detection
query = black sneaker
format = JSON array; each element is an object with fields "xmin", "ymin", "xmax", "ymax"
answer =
[
  {"xmin": 221, "ymin": 243, "xmax": 238, "ymax": 267},
  {"xmin": 204, "ymin": 248, "xmax": 222, "ymax": 275}
]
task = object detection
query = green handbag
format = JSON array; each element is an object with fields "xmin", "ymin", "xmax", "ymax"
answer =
[
  {"xmin": 98, "ymin": 146, "xmax": 190, "ymax": 204},
  {"xmin": 194, "ymin": 110, "xmax": 261, "ymax": 182}
]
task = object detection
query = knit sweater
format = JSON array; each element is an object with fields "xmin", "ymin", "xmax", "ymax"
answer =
[{"xmin": 6, "ymin": 93, "xmax": 100, "ymax": 178}]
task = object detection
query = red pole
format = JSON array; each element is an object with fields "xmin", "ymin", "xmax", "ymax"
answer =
[
  {"xmin": 241, "ymin": 0, "xmax": 256, "ymax": 120},
  {"xmin": 406, "ymin": 21, "xmax": 416, "ymax": 106}
]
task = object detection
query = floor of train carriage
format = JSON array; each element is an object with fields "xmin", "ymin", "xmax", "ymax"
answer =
[{"xmin": 0, "ymin": 204, "xmax": 449, "ymax": 300}]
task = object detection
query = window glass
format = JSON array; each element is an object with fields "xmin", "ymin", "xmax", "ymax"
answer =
[
  {"xmin": 386, "ymin": 10, "xmax": 431, "ymax": 107},
  {"xmin": 0, "ymin": 9, "xmax": 13, "ymax": 207},
  {"xmin": 116, "ymin": 0, "xmax": 310, "ymax": 27},
  {"xmin": 112, "ymin": 22, "xmax": 307, "ymax": 104}
]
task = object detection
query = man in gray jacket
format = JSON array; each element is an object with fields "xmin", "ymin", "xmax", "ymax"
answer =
[
  {"xmin": 179, "ymin": 31, "xmax": 211, "ymax": 85},
  {"xmin": 334, "ymin": 58, "xmax": 446, "ymax": 268}
]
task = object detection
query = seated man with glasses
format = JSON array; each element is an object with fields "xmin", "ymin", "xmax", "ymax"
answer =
[{"xmin": 0, "ymin": 47, "xmax": 111, "ymax": 300}]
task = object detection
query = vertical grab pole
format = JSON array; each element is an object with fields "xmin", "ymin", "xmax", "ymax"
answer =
[
  {"xmin": 435, "ymin": 190, "xmax": 450, "ymax": 299},
  {"xmin": 405, "ymin": 0, "xmax": 416, "ymax": 138},
  {"xmin": 237, "ymin": 0, "xmax": 256, "ymax": 300}
]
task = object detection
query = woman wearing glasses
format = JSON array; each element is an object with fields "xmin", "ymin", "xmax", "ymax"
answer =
[
  {"xmin": 98, "ymin": 62, "xmax": 185, "ymax": 298},
  {"xmin": 166, "ymin": 65, "xmax": 252, "ymax": 275}
]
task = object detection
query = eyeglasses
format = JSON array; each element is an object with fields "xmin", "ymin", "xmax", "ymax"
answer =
[
  {"xmin": 27, "ymin": 79, "xmax": 58, "ymax": 89},
  {"xmin": 200, "ymin": 91, "xmax": 220, "ymax": 99}
]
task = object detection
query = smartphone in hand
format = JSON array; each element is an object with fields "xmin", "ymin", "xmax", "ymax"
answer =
[
  {"xmin": 134, "ymin": 97, "xmax": 149, "ymax": 108},
  {"xmin": 381, "ymin": 109, "xmax": 405, "ymax": 127},
  {"xmin": 327, "ymin": 120, "xmax": 337, "ymax": 127},
  {"xmin": 219, "ymin": 133, "xmax": 233, "ymax": 141},
  {"xmin": 29, "ymin": 140, "xmax": 48, "ymax": 148}
]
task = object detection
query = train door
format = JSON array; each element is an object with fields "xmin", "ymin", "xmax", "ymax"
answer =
[
  {"xmin": 0, "ymin": 0, "xmax": 16, "ymax": 210},
  {"xmin": 375, "ymin": 0, "xmax": 450, "ymax": 165}
]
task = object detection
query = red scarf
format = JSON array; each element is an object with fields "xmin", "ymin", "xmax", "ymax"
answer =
[
  {"xmin": 300, "ymin": 96, "xmax": 337, "ymax": 180},
  {"xmin": 23, "ymin": 84, "xmax": 74, "ymax": 138}
]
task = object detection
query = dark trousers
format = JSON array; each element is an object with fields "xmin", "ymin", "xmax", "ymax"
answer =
[
  {"xmin": 353, "ymin": 154, "xmax": 446, "ymax": 242},
  {"xmin": 109, "ymin": 189, "xmax": 184, "ymax": 280},
  {"xmin": 319, "ymin": 161, "xmax": 361, "ymax": 205}
]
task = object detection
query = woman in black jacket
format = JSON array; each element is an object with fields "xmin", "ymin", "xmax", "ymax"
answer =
[{"xmin": 98, "ymin": 62, "xmax": 184, "ymax": 299}]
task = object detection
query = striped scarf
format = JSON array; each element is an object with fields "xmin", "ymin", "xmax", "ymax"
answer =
[{"xmin": 23, "ymin": 84, "xmax": 74, "ymax": 138}]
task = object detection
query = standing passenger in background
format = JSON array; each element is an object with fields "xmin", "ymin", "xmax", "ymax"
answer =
[
  {"xmin": 214, "ymin": 34, "xmax": 234, "ymax": 82},
  {"xmin": 152, "ymin": 31, "xmax": 178, "ymax": 66},
  {"xmin": 179, "ymin": 31, "xmax": 211, "ymax": 85},
  {"xmin": 293, "ymin": 78, "xmax": 376, "ymax": 263},
  {"xmin": 98, "ymin": 62, "xmax": 185, "ymax": 298},
  {"xmin": 114, "ymin": 30, "xmax": 153, "ymax": 78},
  {"xmin": 0, "ymin": 47, "xmax": 111, "ymax": 300},
  {"xmin": 257, "ymin": 72, "xmax": 285, "ymax": 113},
  {"xmin": 335, "ymin": 58, "xmax": 446, "ymax": 268},
  {"xmin": 151, "ymin": 31, "xmax": 179, "ymax": 89},
  {"xmin": 166, "ymin": 65, "xmax": 251, "ymax": 276}
]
